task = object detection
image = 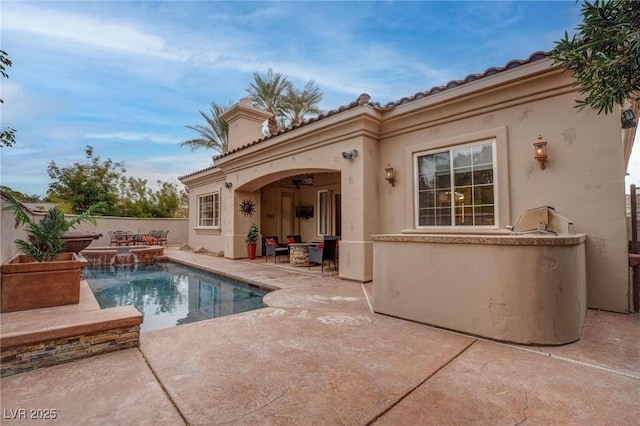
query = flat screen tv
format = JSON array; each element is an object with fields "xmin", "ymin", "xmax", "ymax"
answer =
[{"xmin": 295, "ymin": 206, "xmax": 314, "ymax": 218}]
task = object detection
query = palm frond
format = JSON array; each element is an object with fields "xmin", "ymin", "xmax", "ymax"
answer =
[
  {"xmin": 1, "ymin": 186, "xmax": 35, "ymax": 228},
  {"xmin": 180, "ymin": 102, "xmax": 230, "ymax": 153},
  {"xmin": 283, "ymin": 80, "xmax": 323, "ymax": 126},
  {"xmin": 247, "ymin": 69, "xmax": 290, "ymax": 134},
  {"xmin": 2, "ymin": 187, "xmax": 105, "ymax": 261}
]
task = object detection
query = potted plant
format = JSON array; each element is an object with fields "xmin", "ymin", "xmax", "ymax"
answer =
[
  {"xmin": 246, "ymin": 223, "xmax": 259, "ymax": 260},
  {"xmin": 0, "ymin": 188, "xmax": 105, "ymax": 312}
]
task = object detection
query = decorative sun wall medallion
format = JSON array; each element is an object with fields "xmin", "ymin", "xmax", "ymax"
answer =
[{"xmin": 239, "ymin": 199, "xmax": 256, "ymax": 217}]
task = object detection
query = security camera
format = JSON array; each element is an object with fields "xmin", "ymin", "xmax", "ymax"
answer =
[{"xmin": 342, "ymin": 149, "xmax": 357, "ymax": 160}]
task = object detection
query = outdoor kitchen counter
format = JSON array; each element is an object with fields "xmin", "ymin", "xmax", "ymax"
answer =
[
  {"xmin": 371, "ymin": 233, "xmax": 587, "ymax": 245},
  {"xmin": 371, "ymin": 233, "xmax": 587, "ymax": 345}
]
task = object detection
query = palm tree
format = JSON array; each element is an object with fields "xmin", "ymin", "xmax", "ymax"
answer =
[
  {"xmin": 246, "ymin": 69, "xmax": 290, "ymax": 136},
  {"xmin": 284, "ymin": 80, "xmax": 323, "ymax": 127},
  {"xmin": 179, "ymin": 102, "xmax": 230, "ymax": 153},
  {"xmin": 1, "ymin": 49, "xmax": 16, "ymax": 148}
]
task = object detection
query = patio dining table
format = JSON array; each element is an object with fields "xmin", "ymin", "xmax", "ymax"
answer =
[{"xmin": 119, "ymin": 233, "xmax": 149, "ymax": 246}]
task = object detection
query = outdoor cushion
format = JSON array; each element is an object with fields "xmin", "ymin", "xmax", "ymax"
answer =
[
  {"xmin": 266, "ymin": 238, "xmax": 278, "ymax": 248},
  {"xmin": 316, "ymin": 242, "xmax": 324, "ymax": 249},
  {"xmin": 143, "ymin": 236, "xmax": 158, "ymax": 246},
  {"xmin": 286, "ymin": 237, "xmax": 297, "ymax": 244}
]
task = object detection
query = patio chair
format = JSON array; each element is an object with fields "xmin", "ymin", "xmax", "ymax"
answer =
[
  {"xmin": 261, "ymin": 235, "xmax": 280, "ymax": 257},
  {"xmin": 112, "ymin": 231, "xmax": 131, "ymax": 246},
  {"xmin": 143, "ymin": 230, "xmax": 160, "ymax": 246},
  {"xmin": 264, "ymin": 237, "xmax": 288, "ymax": 263},
  {"xmin": 308, "ymin": 237, "xmax": 338, "ymax": 272},
  {"xmin": 156, "ymin": 230, "xmax": 169, "ymax": 246}
]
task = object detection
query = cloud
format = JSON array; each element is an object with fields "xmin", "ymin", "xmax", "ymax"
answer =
[
  {"xmin": 123, "ymin": 154, "xmax": 214, "ymax": 188},
  {"xmin": 85, "ymin": 132, "xmax": 178, "ymax": 145},
  {"xmin": 2, "ymin": 1, "xmax": 451, "ymax": 106},
  {"xmin": 0, "ymin": 0, "xmax": 585, "ymax": 199},
  {"xmin": 143, "ymin": 153, "xmax": 214, "ymax": 166},
  {"xmin": 0, "ymin": 81, "xmax": 69, "ymax": 126},
  {"xmin": 453, "ymin": 2, "xmax": 524, "ymax": 34},
  {"xmin": 2, "ymin": 3, "xmax": 188, "ymax": 62}
]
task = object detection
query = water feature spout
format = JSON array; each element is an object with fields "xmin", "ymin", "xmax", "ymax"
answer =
[{"xmin": 82, "ymin": 246, "xmax": 164, "ymax": 266}]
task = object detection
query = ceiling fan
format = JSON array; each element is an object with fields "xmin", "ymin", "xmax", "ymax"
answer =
[{"xmin": 280, "ymin": 176, "xmax": 314, "ymax": 189}]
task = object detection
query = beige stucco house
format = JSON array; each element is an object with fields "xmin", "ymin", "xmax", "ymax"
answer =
[{"xmin": 180, "ymin": 51, "xmax": 638, "ymax": 345}]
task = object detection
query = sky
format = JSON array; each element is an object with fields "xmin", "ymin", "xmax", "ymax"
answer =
[{"xmin": 1, "ymin": 1, "xmax": 637, "ymax": 197}]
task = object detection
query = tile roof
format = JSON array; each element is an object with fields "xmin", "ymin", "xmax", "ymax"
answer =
[
  {"xmin": 180, "ymin": 50, "xmax": 550, "ymax": 180},
  {"xmin": 378, "ymin": 51, "xmax": 550, "ymax": 109},
  {"xmin": 179, "ymin": 163, "xmax": 218, "ymax": 180}
]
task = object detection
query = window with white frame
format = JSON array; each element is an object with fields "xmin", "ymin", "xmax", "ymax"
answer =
[
  {"xmin": 415, "ymin": 139, "xmax": 496, "ymax": 228},
  {"xmin": 317, "ymin": 190, "xmax": 330, "ymax": 235},
  {"xmin": 198, "ymin": 192, "xmax": 220, "ymax": 227}
]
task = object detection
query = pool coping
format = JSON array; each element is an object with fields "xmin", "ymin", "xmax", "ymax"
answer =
[{"xmin": 163, "ymin": 256, "xmax": 281, "ymax": 294}]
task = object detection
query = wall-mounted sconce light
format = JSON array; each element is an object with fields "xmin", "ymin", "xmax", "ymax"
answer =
[
  {"xmin": 533, "ymin": 135, "xmax": 548, "ymax": 170},
  {"xmin": 224, "ymin": 181, "xmax": 233, "ymax": 189},
  {"xmin": 622, "ymin": 109, "xmax": 637, "ymax": 129},
  {"xmin": 342, "ymin": 149, "xmax": 358, "ymax": 160},
  {"xmin": 384, "ymin": 164, "xmax": 396, "ymax": 187}
]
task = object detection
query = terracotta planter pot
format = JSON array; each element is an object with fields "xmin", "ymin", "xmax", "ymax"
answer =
[
  {"xmin": 247, "ymin": 243, "xmax": 257, "ymax": 260},
  {"xmin": 0, "ymin": 252, "xmax": 88, "ymax": 313}
]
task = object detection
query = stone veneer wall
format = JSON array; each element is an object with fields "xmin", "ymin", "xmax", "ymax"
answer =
[
  {"xmin": 289, "ymin": 246, "xmax": 309, "ymax": 266},
  {"xmin": 1, "ymin": 325, "xmax": 140, "ymax": 377}
]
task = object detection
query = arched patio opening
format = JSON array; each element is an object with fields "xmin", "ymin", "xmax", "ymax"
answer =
[{"xmin": 235, "ymin": 168, "xmax": 341, "ymax": 245}]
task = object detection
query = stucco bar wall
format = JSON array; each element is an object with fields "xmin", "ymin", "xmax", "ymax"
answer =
[{"xmin": 372, "ymin": 234, "xmax": 587, "ymax": 345}]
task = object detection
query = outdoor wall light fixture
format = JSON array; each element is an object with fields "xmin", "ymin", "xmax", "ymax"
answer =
[
  {"xmin": 224, "ymin": 182, "xmax": 233, "ymax": 189},
  {"xmin": 342, "ymin": 149, "xmax": 358, "ymax": 160},
  {"xmin": 384, "ymin": 164, "xmax": 396, "ymax": 187},
  {"xmin": 622, "ymin": 109, "xmax": 637, "ymax": 129},
  {"xmin": 533, "ymin": 135, "xmax": 548, "ymax": 170}
]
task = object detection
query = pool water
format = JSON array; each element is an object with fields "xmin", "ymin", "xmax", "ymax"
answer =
[{"xmin": 83, "ymin": 262, "xmax": 266, "ymax": 331}]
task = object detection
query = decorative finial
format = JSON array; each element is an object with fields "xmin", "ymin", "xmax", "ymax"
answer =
[{"xmin": 358, "ymin": 93, "xmax": 371, "ymax": 105}]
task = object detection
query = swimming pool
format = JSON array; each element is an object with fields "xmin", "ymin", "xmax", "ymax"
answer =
[{"xmin": 83, "ymin": 262, "xmax": 266, "ymax": 331}]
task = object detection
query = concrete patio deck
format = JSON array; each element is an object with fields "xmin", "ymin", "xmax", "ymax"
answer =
[{"xmin": 1, "ymin": 248, "xmax": 638, "ymax": 425}]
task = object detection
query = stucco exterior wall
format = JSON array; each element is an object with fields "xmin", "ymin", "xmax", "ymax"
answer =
[
  {"xmin": 184, "ymin": 170, "xmax": 227, "ymax": 255},
  {"xmin": 0, "ymin": 205, "xmax": 188, "ymax": 263},
  {"xmin": 0, "ymin": 211, "xmax": 189, "ymax": 262},
  {"xmin": 70, "ymin": 216, "xmax": 188, "ymax": 248},
  {"xmin": 372, "ymin": 235, "xmax": 587, "ymax": 345},
  {"xmin": 180, "ymin": 58, "xmax": 630, "ymax": 311},
  {"xmin": 0, "ymin": 207, "xmax": 28, "ymax": 264},
  {"xmin": 376, "ymin": 67, "xmax": 628, "ymax": 312},
  {"xmin": 205, "ymin": 106, "xmax": 382, "ymax": 281}
]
